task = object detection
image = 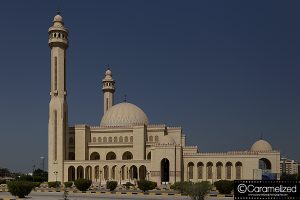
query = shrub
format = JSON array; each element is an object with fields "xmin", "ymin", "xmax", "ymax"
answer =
[
  {"xmin": 138, "ymin": 180, "xmax": 155, "ymax": 192},
  {"xmin": 48, "ymin": 181, "xmax": 61, "ymax": 188},
  {"xmin": 7, "ymin": 181, "xmax": 35, "ymax": 198},
  {"xmin": 214, "ymin": 180, "xmax": 234, "ymax": 194},
  {"xmin": 170, "ymin": 181, "xmax": 193, "ymax": 193},
  {"xmin": 137, "ymin": 180, "xmax": 157, "ymax": 192},
  {"xmin": 186, "ymin": 181, "xmax": 212, "ymax": 200},
  {"xmin": 106, "ymin": 181, "xmax": 118, "ymax": 191},
  {"xmin": 64, "ymin": 181, "xmax": 73, "ymax": 188},
  {"xmin": 74, "ymin": 179, "xmax": 92, "ymax": 191},
  {"xmin": 123, "ymin": 182, "xmax": 134, "ymax": 189}
]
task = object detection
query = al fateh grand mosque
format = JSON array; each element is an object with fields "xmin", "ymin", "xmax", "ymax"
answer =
[{"xmin": 47, "ymin": 13, "xmax": 280, "ymax": 185}]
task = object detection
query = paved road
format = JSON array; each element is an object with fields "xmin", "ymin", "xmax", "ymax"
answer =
[{"xmin": 0, "ymin": 192, "xmax": 233, "ymax": 200}]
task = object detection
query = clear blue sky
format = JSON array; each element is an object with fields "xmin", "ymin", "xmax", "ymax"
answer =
[{"xmin": 0, "ymin": 1, "xmax": 299, "ymax": 172}]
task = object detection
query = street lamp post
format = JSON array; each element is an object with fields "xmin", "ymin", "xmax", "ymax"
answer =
[
  {"xmin": 99, "ymin": 170, "xmax": 102, "ymax": 188},
  {"xmin": 147, "ymin": 171, "xmax": 150, "ymax": 181},
  {"xmin": 53, "ymin": 171, "xmax": 58, "ymax": 189},
  {"xmin": 119, "ymin": 170, "xmax": 122, "ymax": 185}
]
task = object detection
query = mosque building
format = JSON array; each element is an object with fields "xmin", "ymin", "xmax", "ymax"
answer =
[{"xmin": 47, "ymin": 13, "xmax": 280, "ymax": 184}]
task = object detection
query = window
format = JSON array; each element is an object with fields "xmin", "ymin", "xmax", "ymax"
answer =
[
  {"xmin": 155, "ymin": 136, "xmax": 159, "ymax": 142},
  {"xmin": 216, "ymin": 162, "xmax": 223, "ymax": 179},
  {"xmin": 92, "ymin": 137, "xmax": 96, "ymax": 142},
  {"xmin": 197, "ymin": 162, "xmax": 203, "ymax": 179},
  {"xmin": 54, "ymin": 56, "xmax": 57, "ymax": 91},
  {"xmin": 149, "ymin": 136, "xmax": 153, "ymax": 142},
  {"xmin": 207, "ymin": 162, "xmax": 213, "ymax": 179}
]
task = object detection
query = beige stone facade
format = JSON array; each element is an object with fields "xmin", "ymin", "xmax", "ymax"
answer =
[{"xmin": 47, "ymin": 13, "xmax": 281, "ymax": 185}]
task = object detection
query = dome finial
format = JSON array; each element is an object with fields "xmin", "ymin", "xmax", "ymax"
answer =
[
  {"xmin": 260, "ymin": 132, "xmax": 263, "ymax": 140},
  {"xmin": 56, "ymin": 8, "xmax": 60, "ymax": 15}
]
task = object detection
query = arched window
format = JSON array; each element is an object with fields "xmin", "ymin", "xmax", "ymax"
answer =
[
  {"xmin": 68, "ymin": 166, "xmax": 75, "ymax": 181},
  {"xmin": 235, "ymin": 162, "xmax": 242, "ymax": 179},
  {"xmin": 103, "ymin": 137, "xmax": 107, "ymax": 143},
  {"xmin": 130, "ymin": 136, "xmax": 133, "ymax": 142},
  {"xmin": 197, "ymin": 162, "xmax": 203, "ymax": 179},
  {"xmin": 93, "ymin": 137, "xmax": 96, "ymax": 142},
  {"xmin": 122, "ymin": 151, "xmax": 133, "ymax": 160},
  {"xmin": 106, "ymin": 151, "xmax": 116, "ymax": 160},
  {"xmin": 149, "ymin": 136, "xmax": 153, "ymax": 142},
  {"xmin": 207, "ymin": 162, "xmax": 213, "ymax": 179},
  {"xmin": 90, "ymin": 152, "xmax": 100, "ymax": 160},
  {"xmin": 98, "ymin": 137, "xmax": 102, "ymax": 143},
  {"xmin": 259, "ymin": 158, "xmax": 272, "ymax": 170},
  {"xmin": 225, "ymin": 162, "xmax": 232, "ymax": 179},
  {"xmin": 155, "ymin": 136, "xmax": 159, "ymax": 142},
  {"xmin": 119, "ymin": 136, "xmax": 123, "ymax": 143},
  {"xmin": 188, "ymin": 162, "xmax": 194, "ymax": 180},
  {"xmin": 124, "ymin": 136, "xmax": 128, "ymax": 142},
  {"xmin": 108, "ymin": 137, "xmax": 112, "ymax": 143},
  {"xmin": 216, "ymin": 162, "xmax": 223, "ymax": 179},
  {"xmin": 147, "ymin": 152, "xmax": 151, "ymax": 160},
  {"xmin": 114, "ymin": 136, "xmax": 117, "ymax": 143},
  {"xmin": 77, "ymin": 166, "xmax": 84, "ymax": 179}
]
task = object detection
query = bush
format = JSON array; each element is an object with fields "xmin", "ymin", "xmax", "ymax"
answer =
[
  {"xmin": 123, "ymin": 182, "xmax": 134, "ymax": 189},
  {"xmin": 7, "ymin": 181, "xmax": 35, "ymax": 198},
  {"xmin": 74, "ymin": 179, "xmax": 92, "ymax": 191},
  {"xmin": 137, "ymin": 180, "xmax": 157, "ymax": 192},
  {"xmin": 64, "ymin": 181, "xmax": 73, "ymax": 188},
  {"xmin": 106, "ymin": 181, "xmax": 118, "ymax": 191},
  {"xmin": 48, "ymin": 181, "xmax": 61, "ymax": 188},
  {"xmin": 170, "ymin": 181, "xmax": 193, "ymax": 193},
  {"xmin": 214, "ymin": 180, "xmax": 234, "ymax": 194},
  {"xmin": 171, "ymin": 181, "xmax": 211, "ymax": 200}
]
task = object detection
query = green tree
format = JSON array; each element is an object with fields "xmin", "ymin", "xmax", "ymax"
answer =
[
  {"xmin": 214, "ymin": 180, "xmax": 234, "ymax": 194},
  {"xmin": 183, "ymin": 181, "xmax": 211, "ymax": 200},
  {"xmin": 106, "ymin": 181, "xmax": 118, "ymax": 191},
  {"xmin": 74, "ymin": 179, "xmax": 92, "ymax": 191},
  {"xmin": 7, "ymin": 181, "xmax": 35, "ymax": 198},
  {"xmin": 137, "ymin": 180, "xmax": 157, "ymax": 192}
]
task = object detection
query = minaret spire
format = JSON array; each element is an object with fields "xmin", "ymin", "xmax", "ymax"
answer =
[
  {"xmin": 102, "ymin": 66, "xmax": 115, "ymax": 114},
  {"xmin": 48, "ymin": 12, "xmax": 69, "ymax": 182}
]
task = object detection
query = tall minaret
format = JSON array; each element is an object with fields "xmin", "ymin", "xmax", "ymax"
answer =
[
  {"xmin": 102, "ymin": 68, "xmax": 115, "ymax": 114},
  {"xmin": 48, "ymin": 11, "xmax": 69, "ymax": 182}
]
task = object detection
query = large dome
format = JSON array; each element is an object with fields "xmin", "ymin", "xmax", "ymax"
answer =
[
  {"xmin": 100, "ymin": 102, "xmax": 149, "ymax": 127},
  {"xmin": 250, "ymin": 139, "xmax": 273, "ymax": 152}
]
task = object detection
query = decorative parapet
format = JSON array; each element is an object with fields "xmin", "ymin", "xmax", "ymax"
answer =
[
  {"xmin": 183, "ymin": 151, "xmax": 260, "ymax": 156},
  {"xmin": 147, "ymin": 124, "xmax": 166, "ymax": 128}
]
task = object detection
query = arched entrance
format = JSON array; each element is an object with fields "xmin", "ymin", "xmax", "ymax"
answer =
[
  {"xmin": 129, "ymin": 165, "xmax": 138, "ymax": 180},
  {"xmin": 85, "ymin": 166, "xmax": 92, "ymax": 180},
  {"xmin": 161, "ymin": 158, "xmax": 169, "ymax": 183},
  {"xmin": 139, "ymin": 165, "xmax": 147, "ymax": 180},
  {"xmin": 77, "ymin": 166, "xmax": 84, "ymax": 179},
  {"xmin": 259, "ymin": 158, "xmax": 271, "ymax": 170},
  {"xmin": 68, "ymin": 166, "xmax": 75, "ymax": 181},
  {"xmin": 104, "ymin": 165, "xmax": 109, "ymax": 180}
]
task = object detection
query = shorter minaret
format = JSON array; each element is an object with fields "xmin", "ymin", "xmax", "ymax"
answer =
[{"xmin": 102, "ymin": 68, "xmax": 115, "ymax": 114}]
